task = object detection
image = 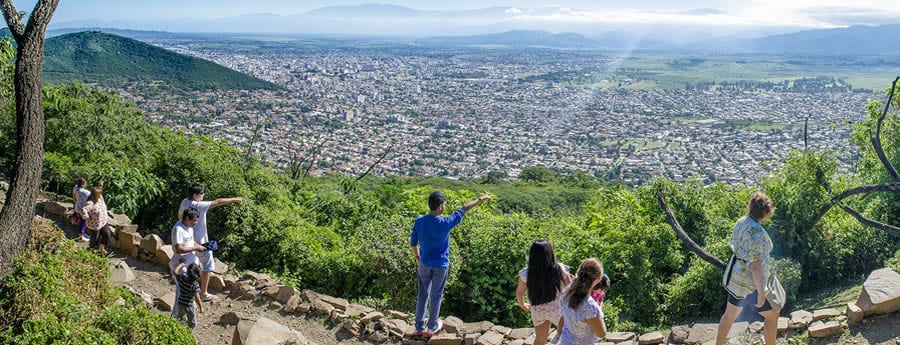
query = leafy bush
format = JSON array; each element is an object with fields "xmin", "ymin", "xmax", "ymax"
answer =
[
  {"xmin": 0, "ymin": 219, "xmax": 195, "ymax": 344},
  {"xmin": 772, "ymin": 258, "xmax": 803, "ymax": 308},
  {"xmin": 887, "ymin": 249, "xmax": 900, "ymax": 273}
]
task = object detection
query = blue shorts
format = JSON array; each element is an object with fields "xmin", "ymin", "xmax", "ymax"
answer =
[
  {"xmin": 197, "ymin": 250, "xmax": 215, "ymax": 272},
  {"xmin": 727, "ymin": 289, "xmax": 772, "ymax": 312}
]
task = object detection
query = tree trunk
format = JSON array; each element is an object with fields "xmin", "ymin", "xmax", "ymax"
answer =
[
  {"xmin": 0, "ymin": 37, "xmax": 47, "ymax": 275},
  {"xmin": 0, "ymin": 0, "xmax": 59, "ymax": 275}
]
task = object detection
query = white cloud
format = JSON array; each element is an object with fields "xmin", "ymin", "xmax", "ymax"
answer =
[{"xmin": 500, "ymin": 1, "xmax": 900, "ymax": 28}]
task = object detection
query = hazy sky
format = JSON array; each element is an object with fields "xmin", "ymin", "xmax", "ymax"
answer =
[{"xmin": 8, "ymin": 0, "xmax": 900, "ymax": 30}]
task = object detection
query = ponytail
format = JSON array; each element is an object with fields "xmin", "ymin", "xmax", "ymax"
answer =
[{"xmin": 566, "ymin": 258, "xmax": 603, "ymax": 309}]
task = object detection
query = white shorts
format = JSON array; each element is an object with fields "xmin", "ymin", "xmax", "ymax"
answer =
[{"xmin": 531, "ymin": 300, "xmax": 562, "ymax": 327}]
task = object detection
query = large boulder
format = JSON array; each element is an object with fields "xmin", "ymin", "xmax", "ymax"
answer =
[
  {"xmin": 140, "ymin": 234, "xmax": 163, "ymax": 253},
  {"xmin": 808, "ymin": 321, "xmax": 843, "ymax": 338},
  {"xmin": 109, "ymin": 259, "xmax": 136, "ymax": 284},
  {"xmin": 462, "ymin": 321, "xmax": 494, "ymax": 335},
  {"xmin": 40, "ymin": 201, "xmax": 71, "ymax": 216},
  {"xmin": 476, "ymin": 331, "xmax": 504, "ymax": 345},
  {"xmin": 234, "ymin": 317, "xmax": 314, "ymax": 345},
  {"xmin": 156, "ymin": 292, "xmax": 177, "ymax": 312},
  {"xmin": 430, "ymin": 333, "xmax": 464, "ymax": 345},
  {"xmin": 156, "ymin": 245, "xmax": 174, "ymax": 266},
  {"xmin": 856, "ymin": 268, "xmax": 900, "ymax": 316},
  {"xmin": 208, "ymin": 274, "xmax": 226, "ymax": 292},
  {"xmin": 638, "ymin": 332, "xmax": 664, "ymax": 345},
  {"xmin": 117, "ymin": 230, "xmax": 140, "ymax": 252}
]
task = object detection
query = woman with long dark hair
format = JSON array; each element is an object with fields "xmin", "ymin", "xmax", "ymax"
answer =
[
  {"xmin": 558, "ymin": 258, "xmax": 607, "ymax": 345},
  {"xmin": 515, "ymin": 240, "xmax": 572, "ymax": 345}
]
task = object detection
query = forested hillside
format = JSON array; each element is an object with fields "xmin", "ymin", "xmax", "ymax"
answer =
[{"xmin": 0, "ymin": 38, "xmax": 897, "ymax": 335}]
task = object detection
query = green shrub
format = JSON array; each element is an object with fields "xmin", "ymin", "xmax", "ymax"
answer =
[
  {"xmin": 772, "ymin": 258, "xmax": 803, "ymax": 308},
  {"xmin": 0, "ymin": 220, "xmax": 195, "ymax": 344},
  {"xmin": 887, "ymin": 249, "xmax": 900, "ymax": 273}
]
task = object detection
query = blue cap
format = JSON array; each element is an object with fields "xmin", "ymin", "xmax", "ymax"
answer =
[{"xmin": 202, "ymin": 240, "xmax": 218, "ymax": 252}]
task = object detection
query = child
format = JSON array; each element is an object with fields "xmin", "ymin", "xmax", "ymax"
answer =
[
  {"xmin": 590, "ymin": 274, "xmax": 610, "ymax": 305},
  {"xmin": 172, "ymin": 261, "xmax": 203, "ymax": 328}
]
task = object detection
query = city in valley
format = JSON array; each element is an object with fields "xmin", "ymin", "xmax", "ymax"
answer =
[{"xmin": 120, "ymin": 37, "xmax": 880, "ymax": 186}]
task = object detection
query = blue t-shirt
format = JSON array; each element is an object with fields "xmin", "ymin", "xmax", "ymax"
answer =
[{"xmin": 409, "ymin": 209, "xmax": 466, "ymax": 268}]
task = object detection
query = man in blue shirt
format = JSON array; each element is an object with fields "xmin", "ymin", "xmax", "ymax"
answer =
[{"xmin": 410, "ymin": 191, "xmax": 492, "ymax": 337}]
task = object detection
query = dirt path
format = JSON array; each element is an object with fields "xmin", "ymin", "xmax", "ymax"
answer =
[{"xmin": 40, "ymin": 202, "xmax": 899, "ymax": 345}]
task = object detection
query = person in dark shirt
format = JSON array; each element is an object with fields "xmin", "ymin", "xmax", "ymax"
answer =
[{"xmin": 172, "ymin": 261, "xmax": 203, "ymax": 328}]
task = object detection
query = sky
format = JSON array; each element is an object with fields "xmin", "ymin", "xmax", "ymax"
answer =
[{"xmin": 8, "ymin": 0, "xmax": 900, "ymax": 35}]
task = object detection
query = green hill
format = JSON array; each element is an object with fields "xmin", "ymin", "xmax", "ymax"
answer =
[{"xmin": 41, "ymin": 31, "xmax": 278, "ymax": 91}]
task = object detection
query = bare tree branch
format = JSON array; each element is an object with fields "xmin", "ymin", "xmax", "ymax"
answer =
[
  {"xmin": 356, "ymin": 145, "xmax": 393, "ymax": 181},
  {"xmin": 840, "ymin": 205, "xmax": 900, "ymax": 237},
  {"xmin": 656, "ymin": 192, "xmax": 726, "ymax": 269},
  {"xmin": 871, "ymin": 76, "xmax": 900, "ymax": 181},
  {"xmin": 807, "ymin": 182, "xmax": 900, "ymax": 230}
]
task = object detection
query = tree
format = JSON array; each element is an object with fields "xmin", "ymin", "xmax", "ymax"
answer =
[{"xmin": 0, "ymin": 0, "xmax": 60, "ymax": 276}]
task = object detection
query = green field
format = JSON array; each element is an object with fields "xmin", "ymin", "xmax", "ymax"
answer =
[{"xmin": 616, "ymin": 54, "xmax": 899, "ymax": 90}]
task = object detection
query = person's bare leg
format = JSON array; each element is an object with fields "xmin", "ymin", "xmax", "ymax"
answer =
[
  {"xmin": 534, "ymin": 320, "xmax": 550, "ymax": 345},
  {"xmin": 760, "ymin": 309, "xmax": 780, "ymax": 345},
  {"xmin": 200, "ymin": 271, "xmax": 210, "ymax": 297},
  {"xmin": 716, "ymin": 303, "xmax": 743, "ymax": 345}
]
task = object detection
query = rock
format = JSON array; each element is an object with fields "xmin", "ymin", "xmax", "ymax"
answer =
[
  {"xmin": 301, "ymin": 289, "xmax": 320, "ymax": 302},
  {"xmin": 685, "ymin": 324, "xmax": 717, "ymax": 345},
  {"xmin": 382, "ymin": 318, "xmax": 410, "ymax": 338},
  {"xmin": 330, "ymin": 310, "xmax": 349, "ymax": 323},
  {"xmin": 808, "ymin": 321, "xmax": 843, "ymax": 338},
  {"xmin": 509, "ymin": 340, "xmax": 524, "ymax": 345},
  {"xmin": 669, "ymin": 325, "xmax": 690, "ymax": 343},
  {"xmin": 220, "ymin": 311, "xmax": 257, "ymax": 325},
  {"xmin": 224, "ymin": 274, "xmax": 240, "ymax": 290},
  {"xmin": 295, "ymin": 303, "xmax": 311, "ymax": 313},
  {"xmin": 386, "ymin": 309, "xmax": 409, "ymax": 320},
  {"xmin": 130, "ymin": 246, "xmax": 138, "ymax": 258},
  {"xmin": 490, "ymin": 326, "xmax": 511, "ymax": 336},
  {"xmin": 263, "ymin": 285, "xmax": 281, "ymax": 298},
  {"xmin": 243, "ymin": 271, "xmax": 271, "ymax": 281},
  {"xmin": 606, "ymin": 332, "xmax": 636, "ymax": 343},
  {"xmin": 508, "ymin": 328, "xmax": 533, "ymax": 340},
  {"xmin": 235, "ymin": 282, "xmax": 257, "ymax": 300},
  {"xmin": 444, "ymin": 316, "xmax": 465, "ymax": 335},
  {"xmin": 463, "ymin": 321, "xmax": 495, "ymax": 335},
  {"xmin": 361, "ymin": 311, "xmax": 385, "ymax": 324},
  {"xmin": 749, "ymin": 321, "xmax": 764, "ymax": 334},
  {"xmin": 275, "ymin": 286, "xmax": 298, "ymax": 304},
  {"xmin": 269, "ymin": 301, "xmax": 283, "ymax": 310},
  {"xmin": 464, "ymin": 333, "xmax": 481, "ymax": 345},
  {"xmin": 117, "ymin": 230, "xmax": 138, "ymax": 251},
  {"xmin": 368, "ymin": 332, "xmax": 389, "ymax": 344},
  {"xmin": 342, "ymin": 320, "xmax": 362, "ymax": 337},
  {"xmin": 213, "ymin": 257, "xmax": 229, "ymax": 275},
  {"xmin": 140, "ymin": 234, "xmax": 163, "ymax": 254},
  {"xmin": 108, "ymin": 213, "xmax": 131, "ymax": 227},
  {"xmin": 856, "ymin": 268, "xmax": 900, "ymax": 316},
  {"xmin": 318, "ymin": 294, "xmax": 349, "ymax": 311},
  {"xmin": 777, "ymin": 317, "xmax": 790, "ymax": 333},
  {"xmin": 233, "ymin": 318, "xmax": 255, "ymax": 345},
  {"xmin": 109, "ymin": 259, "xmax": 136, "ymax": 284},
  {"xmin": 208, "ymin": 274, "xmax": 226, "ymax": 292},
  {"xmin": 156, "ymin": 292, "xmax": 176, "ymax": 312},
  {"xmin": 405, "ymin": 340, "xmax": 428, "ymax": 345},
  {"xmin": 345, "ymin": 303, "xmax": 375, "ymax": 317},
  {"xmin": 429, "ymin": 333, "xmax": 464, "ymax": 345},
  {"xmin": 846, "ymin": 302, "xmax": 864, "ymax": 324},
  {"xmin": 476, "ymin": 331, "xmax": 504, "ymax": 345},
  {"xmin": 812, "ymin": 308, "xmax": 841, "ymax": 322},
  {"xmin": 523, "ymin": 334, "xmax": 535, "ymax": 345},
  {"xmin": 284, "ymin": 295, "xmax": 301, "ymax": 313},
  {"xmin": 239, "ymin": 317, "xmax": 312, "ymax": 345},
  {"xmin": 726, "ymin": 322, "xmax": 749, "ymax": 339},
  {"xmin": 638, "ymin": 332, "xmax": 665, "ymax": 345},
  {"xmin": 789, "ymin": 310, "xmax": 813, "ymax": 329},
  {"xmin": 155, "ymin": 245, "xmax": 174, "ymax": 266},
  {"xmin": 40, "ymin": 201, "xmax": 71, "ymax": 216},
  {"xmin": 254, "ymin": 279, "xmax": 277, "ymax": 289},
  {"xmin": 311, "ymin": 298, "xmax": 334, "ymax": 314}
]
